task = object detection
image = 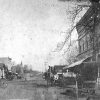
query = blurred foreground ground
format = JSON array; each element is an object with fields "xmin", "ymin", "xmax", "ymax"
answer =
[{"xmin": 0, "ymin": 74, "xmax": 99, "ymax": 100}]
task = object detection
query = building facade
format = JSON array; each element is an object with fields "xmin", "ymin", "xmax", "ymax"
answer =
[
  {"xmin": 0, "ymin": 57, "xmax": 12, "ymax": 70},
  {"xmin": 76, "ymin": 4, "xmax": 100, "ymax": 61}
]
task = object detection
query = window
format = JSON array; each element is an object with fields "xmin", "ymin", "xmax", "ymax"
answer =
[
  {"xmin": 86, "ymin": 41, "xmax": 89, "ymax": 49},
  {"xmin": 79, "ymin": 45, "xmax": 81, "ymax": 53},
  {"xmin": 83, "ymin": 43, "xmax": 84, "ymax": 51},
  {"xmin": 83, "ymin": 36, "xmax": 87, "ymax": 51},
  {"xmin": 98, "ymin": 39, "xmax": 100, "ymax": 49},
  {"xmin": 79, "ymin": 40, "xmax": 82, "ymax": 53},
  {"xmin": 86, "ymin": 34, "xmax": 91, "ymax": 49}
]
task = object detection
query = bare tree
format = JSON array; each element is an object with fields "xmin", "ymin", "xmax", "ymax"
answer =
[
  {"xmin": 50, "ymin": 0, "xmax": 100, "ymax": 65},
  {"xmin": 57, "ymin": 0, "xmax": 100, "ymax": 64},
  {"xmin": 54, "ymin": 0, "xmax": 90, "ymax": 52},
  {"xmin": 63, "ymin": 40, "xmax": 78, "ymax": 64},
  {"xmin": 51, "ymin": 0, "xmax": 92, "ymax": 65}
]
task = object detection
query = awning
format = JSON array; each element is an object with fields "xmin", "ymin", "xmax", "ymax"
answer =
[
  {"xmin": 63, "ymin": 56, "xmax": 92, "ymax": 70},
  {"xmin": 63, "ymin": 59, "xmax": 85, "ymax": 70}
]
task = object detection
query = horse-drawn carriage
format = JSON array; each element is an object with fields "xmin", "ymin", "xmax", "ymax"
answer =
[
  {"xmin": 43, "ymin": 71, "xmax": 64, "ymax": 86},
  {"xmin": 0, "ymin": 63, "xmax": 18, "ymax": 88}
]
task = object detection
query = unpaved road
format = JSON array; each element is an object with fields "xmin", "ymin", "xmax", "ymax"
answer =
[{"xmin": 0, "ymin": 76, "xmax": 87, "ymax": 100}]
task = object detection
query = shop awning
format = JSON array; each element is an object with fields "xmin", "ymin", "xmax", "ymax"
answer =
[
  {"xmin": 63, "ymin": 59, "xmax": 85, "ymax": 70},
  {"xmin": 63, "ymin": 56, "xmax": 92, "ymax": 70}
]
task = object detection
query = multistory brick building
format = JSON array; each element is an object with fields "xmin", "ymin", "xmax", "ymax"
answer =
[{"xmin": 76, "ymin": 4, "xmax": 100, "ymax": 61}]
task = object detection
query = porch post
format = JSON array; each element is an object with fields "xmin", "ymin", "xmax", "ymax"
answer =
[
  {"xmin": 96, "ymin": 63, "xmax": 100, "ymax": 89},
  {"xmin": 76, "ymin": 76, "xmax": 78, "ymax": 100},
  {"xmin": 1, "ymin": 69, "xmax": 3, "ymax": 79},
  {"xmin": 98, "ymin": 67, "xmax": 99, "ymax": 78}
]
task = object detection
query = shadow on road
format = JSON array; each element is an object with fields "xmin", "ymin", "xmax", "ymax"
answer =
[{"xmin": 60, "ymin": 89, "xmax": 76, "ymax": 97}]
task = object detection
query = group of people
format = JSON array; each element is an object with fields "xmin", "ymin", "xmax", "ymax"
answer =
[{"xmin": 42, "ymin": 69, "xmax": 77, "ymax": 86}]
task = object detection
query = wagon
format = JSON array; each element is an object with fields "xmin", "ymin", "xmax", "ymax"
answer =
[{"xmin": 0, "ymin": 78, "xmax": 8, "ymax": 88}]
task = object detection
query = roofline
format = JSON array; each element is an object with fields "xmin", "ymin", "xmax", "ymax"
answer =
[{"xmin": 76, "ymin": 6, "xmax": 92, "ymax": 27}]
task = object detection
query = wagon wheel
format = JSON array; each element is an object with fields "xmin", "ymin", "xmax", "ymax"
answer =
[{"xmin": 0, "ymin": 79, "xmax": 8, "ymax": 88}]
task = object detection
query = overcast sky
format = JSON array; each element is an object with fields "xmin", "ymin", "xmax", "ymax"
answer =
[{"xmin": 0, "ymin": 0, "xmax": 86, "ymax": 71}]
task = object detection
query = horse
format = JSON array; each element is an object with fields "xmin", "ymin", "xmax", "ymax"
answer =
[{"xmin": 42, "ymin": 72, "xmax": 54, "ymax": 86}]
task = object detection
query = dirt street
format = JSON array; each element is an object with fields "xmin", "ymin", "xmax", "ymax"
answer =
[{"xmin": 0, "ymin": 76, "xmax": 86, "ymax": 100}]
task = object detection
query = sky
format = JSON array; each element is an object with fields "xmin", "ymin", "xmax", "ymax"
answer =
[{"xmin": 0, "ymin": 0, "xmax": 87, "ymax": 71}]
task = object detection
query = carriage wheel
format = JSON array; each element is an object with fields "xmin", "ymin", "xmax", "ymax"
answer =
[{"xmin": 0, "ymin": 79, "xmax": 8, "ymax": 88}]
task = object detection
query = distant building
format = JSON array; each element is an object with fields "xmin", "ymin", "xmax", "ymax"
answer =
[
  {"xmin": 0, "ymin": 57, "xmax": 12, "ymax": 70},
  {"xmin": 48, "ymin": 65, "xmax": 66, "ymax": 74},
  {"xmin": 11, "ymin": 61, "xmax": 24, "ymax": 74},
  {"xmin": 54, "ymin": 65, "xmax": 65, "ymax": 73}
]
